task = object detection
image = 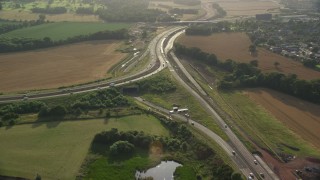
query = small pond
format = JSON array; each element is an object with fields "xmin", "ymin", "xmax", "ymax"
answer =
[{"xmin": 135, "ymin": 161, "xmax": 182, "ymax": 180}]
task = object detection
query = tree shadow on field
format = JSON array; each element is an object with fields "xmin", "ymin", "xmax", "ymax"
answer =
[{"xmin": 31, "ymin": 117, "xmax": 62, "ymax": 129}]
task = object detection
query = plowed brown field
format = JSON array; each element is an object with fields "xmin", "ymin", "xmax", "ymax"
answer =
[
  {"xmin": 245, "ymin": 88, "xmax": 320, "ymax": 149},
  {"xmin": 177, "ymin": 32, "xmax": 320, "ymax": 80},
  {"xmin": 0, "ymin": 41, "xmax": 126, "ymax": 92}
]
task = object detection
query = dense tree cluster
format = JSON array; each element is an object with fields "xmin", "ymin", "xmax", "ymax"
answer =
[
  {"xmin": 75, "ymin": 7, "xmax": 94, "ymax": 15},
  {"xmin": 95, "ymin": 0, "xmax": 175, "ymax": 22},
  {"xmin": 0, "ymin": 19, "xmax": 45, "ymax": 35},
  {"xmin": 137, "ymin": 75, "xmax": 176, "ymax": 93},
  {"xmin": 173, "ymin": 0, "xmax": 200, "ymax": 6},
  {"xmin": 71, "ymin": 88, "xmax": 129, "ymax": 110},
  {"xmin": 0, "ymin": 101, "xmax": 45, "ymax": 126},
  {"xmin": 185, "ymin": 22, "xmax": 232, "ymax": 36},
  {"xmin": 212, "ymin": 3, "xmax": 226, "ymax": 18},
  {"xmin": 38, "ymin": 105, "xmax": 67, "ymax": 118},
  {"xmin": 0, "ymin": 101, "xmax": 45, "ymax": 116},
  {"xmin": 92, "ymin": 115, "xmax": 238, "ymax": 179},
  {"xmin": 31, "ymin": 7, "xmax": 67, "ymax": 14},
  {"xmin": 174, "ymin": 43, "xmax": 320, "ymax": 104},
  {"xmin": 0, "ymin": 28, "xmax": 128, "ymax": 53},
  {"xmin": 169, "ymin": 8, "xmax": 198, "ymax": 15},
  {"xmin": 0, "ymin": 88, "xmax": 130, "ymax": 126},
  {"xmin": 109, "ymin": 140, "xmax": 135, "ymax": 155}
]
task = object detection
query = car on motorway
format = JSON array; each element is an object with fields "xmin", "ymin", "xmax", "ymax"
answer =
[
  {"xmin": 232, "ymin": 151, "xmax": 236, "ymax": 155},
  {"xmin": 191, "ymin": 121, "xmax": 194, "ymax": 125},
  {"xmin": 259, "ymin": 173, "xmax": 265, "ymax": 178},
  {"xmin": 249, "ymin": 173, "xmax": 254, "ymax": 179},
  {"xmin": 224, "ymin": 124, "xmax": 228, "ymax": 128},
  {"xmin": 254, "ymin": 159, "xmax": 258, "ymax": 165}
]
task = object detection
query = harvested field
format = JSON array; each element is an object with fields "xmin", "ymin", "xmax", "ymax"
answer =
[
  {"xmin": 0, "ymin": 41, "xmax": 126, "ymax": 92},
  {"xmin": 245, "ymin": 88, "xmax": 320, "ymax": 149},
  {"xmin": 216, "ymin": 0, "xmax": 280, "ymax": 17},
  {"xmin": 177, "ymin": 32, "xmax": 320, "ymax": 80}
]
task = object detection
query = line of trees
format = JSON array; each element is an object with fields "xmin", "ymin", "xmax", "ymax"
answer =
[
  {"xmin": 174, "ymin": 43, "xmax": 320, "ymax": 104},
  {"xmin": 185, "ymin": 22, "xmax": 232, "ymax": 36},
  {"xmin": 0, "ymin": 19, "xmax": 46, "ymax": 35},
  {"xmin": 169, "ymin": 8, "xmax": 198, "ymax": 15},
  {"xmin": 0, "ymin": 88, "xmax": 130, "ymax": 126},
  {"xmin": 173, "ymin": 0, "xmax": 200, "ymax": 6},
  {"xmin": 75, "ymin": 7, "xmax": 94, "ymax": 15},
  {"xmin": 0, "ymin": 28, "xmax": 128, "ymax": 53},
  {"xmin": 31, "ymin": 7, "xmax": 67, "ymax": 14},
  {"xmin": 95, "ymin": 0, "xmax": 175, "ymax": 22}
]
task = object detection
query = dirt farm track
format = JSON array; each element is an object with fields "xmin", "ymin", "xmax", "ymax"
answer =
[
  {"xmin": 177, "ymin": 32, "xmax": 320, "ymax": 80},
  {"xmin": 0, "ymin": 41, "xmax": 126, "ymax": 93},
  {"xmin": 245, "ymin": 88, "xmax": 320, "ymax": 149}
]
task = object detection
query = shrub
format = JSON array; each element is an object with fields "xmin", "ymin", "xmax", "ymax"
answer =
[{"xmin": 109, "ymin": 140, "xmax": 135, "ymax": 155}]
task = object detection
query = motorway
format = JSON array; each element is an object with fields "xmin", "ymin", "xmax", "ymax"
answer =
[
  {"xmin": 0, "ymin": 21, "xmax": 279, "ymax": 179},
  {"xmin": 159, "ymin": 28, "xmax": 279, "ymax": 180},
  {"xmin": 0, "ymin": 27, "xmax": 183, "ymax": 104}
]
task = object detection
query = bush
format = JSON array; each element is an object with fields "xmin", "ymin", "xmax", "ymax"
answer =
[{"xmin": 109, "ymin": 140, "xmax": 135, "ymax": 155}]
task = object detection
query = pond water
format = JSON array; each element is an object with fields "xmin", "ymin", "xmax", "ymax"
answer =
[{"xmin": 135, "ymin": 161, "xmax": 182, "ymax": 180}]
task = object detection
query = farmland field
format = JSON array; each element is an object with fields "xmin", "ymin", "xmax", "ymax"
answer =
[
  {"xmin": 0, "ymin": 41, "xmax": 126, "ymax": 92},
  {"xmin": 0, "ymin": 115, "xmax": 169, "ymax": 179},
  {"xmin": 148, "ymin": 0, "xmax": 203, "ymax": 20},
  {"xmin": 0, "ymin": 22, "xmax": 130, "ymax": 41},
  {"xmin": 244, "ymin": 88, "xmax": 320, "ymax": 149},
  {"xmin": 177, "ymin": 32, "xmax": 320, "ymax": 80},
  {"xmin": 215, "ymin": 0, "xmax": 281, "ymax": 17},
  {"xmin": 0, "ymin": 10, "xmax": 101, "ymax": 22}
]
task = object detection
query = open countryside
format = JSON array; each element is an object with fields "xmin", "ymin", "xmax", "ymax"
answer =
[
  {"xmin": 0, "ymin": 115, "xmax": 169, "ymax": 180},
  {"xmin": 177, "ymin": 32, "xmax": 320, "ymax": 80},
  {"xmin": 0, "ymin": 22, "xmax": 130, "ymax": 41},
  {"xmin": 245, "ymin": 88, "xmax": 320, "ymax": 149},
  {"xmin": 215, "ymin": 0, "xmax": 281, "ymax": 17},
  {"xmin": 0, "ymin": 10, "xmax": 101, "ymax": 22},
  {"xmin": 0, "ymin": 41, "xmax": 125, "ymax": 92}
]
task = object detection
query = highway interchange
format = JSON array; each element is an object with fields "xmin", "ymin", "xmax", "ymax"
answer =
[{"xmin": 0, "ymin": 11, "xmax": 280, "ymax": 180}]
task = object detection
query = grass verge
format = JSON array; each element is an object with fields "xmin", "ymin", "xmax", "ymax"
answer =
[{"xmin": 141, "ymin": 69, "xmax": 227, "ymax": 140}]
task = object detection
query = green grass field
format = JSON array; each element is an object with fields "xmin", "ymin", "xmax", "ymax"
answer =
[
  {"xmin": 141, "ymin": 69, "xmax": 227, "ymax": 140},
  {"xmin": 84, "ymin": 152, "xmax": 151, "ymax": 180},
  {"xmin": 180, "ymin": 58, "xmax": 320, "ymax": 157},
  {"xmin": 220, "ymin": 91, "xmax": 320, "ymax": 157},
  {"xmin": 0, "ymin": 22, "xmax": 130, "ymax": 41},
  {"xmin": 0, "ymin": 115, "xmax": 169, "ymax": 180},
  {"xmin": 2, "ymin": 0, "xmax": 104, "ymax": 11}
]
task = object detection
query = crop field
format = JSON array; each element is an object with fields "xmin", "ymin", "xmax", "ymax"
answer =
[
  {"xmin": 0, "ymin": 41, "xmax": 126, "ymax": 92},
  {"xmin": 0, "ymin": 10, "xmax": 101, "ymax": 22},
  {"xmin": 148, "ymin": 0, "xmax": 202, "ymax": 20},
  {"xmin": 0, "ymin": 115, "xmax": 169, "ymax": 179},
  {"xmin": 215, "ymin": 0, "xmax": 280, "ymax": 17},
  {"xmin": 0, "ymin": 0, "xmax": 103, "ymax": 22},
  {"xmin": 0, "ymin": 22, "xmax": 130, "ymax": 41},
  {"xmin": 245, "ymin": 88, "xmax": 320, "ymax": 149},
  {"xmin": 177, "ymin": 32, "xmax": 320, "ymax": 80}
]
